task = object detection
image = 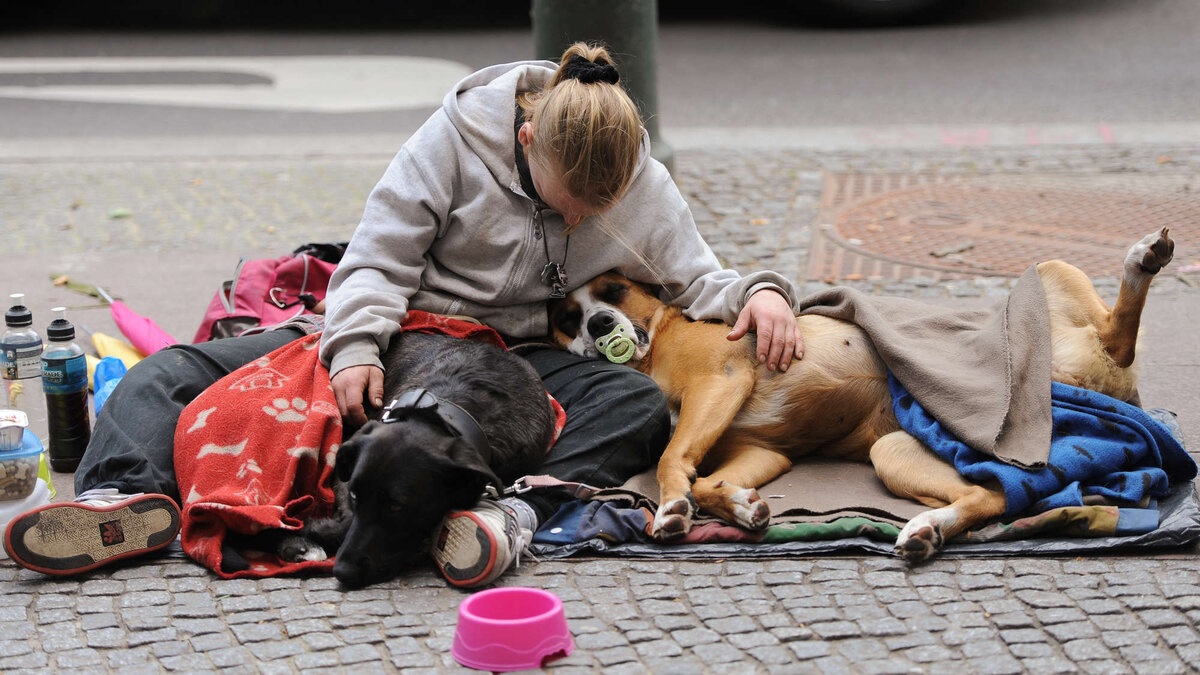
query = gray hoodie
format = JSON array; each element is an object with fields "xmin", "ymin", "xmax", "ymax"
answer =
[{"xmin": 319, "ymin": 60, "xmax": 798, "ymax": 377}]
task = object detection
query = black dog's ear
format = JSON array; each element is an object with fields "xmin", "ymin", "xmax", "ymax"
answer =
[
  {"xmin": 335, "ymin": 438, "xmax": 361, "ymax": 482},
  {"xmin": 444, "ymin": 439, "xmax": 503, "ymax": 495}
]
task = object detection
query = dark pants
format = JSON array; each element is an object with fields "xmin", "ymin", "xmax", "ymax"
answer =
[{"xmin": 77, "ymin": 330, "xmax": 670, "ymax": 522}]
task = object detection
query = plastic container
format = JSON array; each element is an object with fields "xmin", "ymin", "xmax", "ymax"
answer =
[
  {"xmin": 0, "ymin": 476, "xmax": 52, "ymax": 557},
  {"xmin": 451, "ymin": 587, "xmax": 574, "ymax": 672},
  {"xmin": 2, "ymin": 294, "xmax": 47, "ymax": 444},
  {"xmin": 0, "ymin": 428, "xmax": 45, "ymax": 501}
]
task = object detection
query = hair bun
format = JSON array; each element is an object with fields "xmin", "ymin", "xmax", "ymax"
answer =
[{"xmin": 563, "ymin": 55, "xmax": 620, "ymax": 85}]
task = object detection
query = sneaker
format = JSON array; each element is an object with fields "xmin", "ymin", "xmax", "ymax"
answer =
[
  {"xmin": 431, "ymin": 499, "xmax": 532, "ymax": 588},
  {"xmin": 3, "ymin": 489, "xmax": 181, "ymax": 576}
]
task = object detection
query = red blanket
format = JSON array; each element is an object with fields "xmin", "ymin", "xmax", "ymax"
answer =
[{"xmin": 174, "ymin": 312, "xmax": 565, "ymax": 578}]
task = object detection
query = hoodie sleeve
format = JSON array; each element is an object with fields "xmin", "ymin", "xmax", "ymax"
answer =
[
  {"xmin": 617, "ymin": 159, "xmax": 799, "ymax": 324},
  {"xmin": 318, "ymin": 136, "xmax": 453, "ymax": 377}
]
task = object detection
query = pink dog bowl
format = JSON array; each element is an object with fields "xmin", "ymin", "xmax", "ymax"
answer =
[{"xmin": 452, "ymin": 587, "xmax": 574, "ymax": 671}]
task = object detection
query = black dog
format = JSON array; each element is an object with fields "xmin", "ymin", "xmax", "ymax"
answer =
[{"xmin": 225, "ymin": 331, "xmax": 555, "ymax": 588}]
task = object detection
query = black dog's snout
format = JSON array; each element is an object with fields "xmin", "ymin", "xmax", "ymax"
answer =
[{"xmin": 587, "ymin": 310, "xmax": 617, "ymax": 338}]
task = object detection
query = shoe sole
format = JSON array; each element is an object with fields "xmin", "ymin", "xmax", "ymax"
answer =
[
  {"xmin": 3, "ymin": 495, "xmax": 181, "ymax": 576},
  {"xmin": 432, "ymin": 510, "xmax": 497, "ymax": 588}
]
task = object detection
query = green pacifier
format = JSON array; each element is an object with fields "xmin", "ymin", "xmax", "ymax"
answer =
[{"xmin": 595, "ymin": 324, "xmax": 636, "ymax": 364}]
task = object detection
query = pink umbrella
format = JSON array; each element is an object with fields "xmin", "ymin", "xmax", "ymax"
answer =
[{"xmin": 96, "ymin": 287, "xmax": 177, "ymax": 355}]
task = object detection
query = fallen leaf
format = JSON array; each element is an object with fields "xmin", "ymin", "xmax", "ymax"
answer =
[
  {"xmin": 52, "ymin": 275, "xmax": 70, "ymax": 286},
  {"xmin": 1157, "ymin": 155, "xmax": 1173, "ymax": 164},
  {"xmin": 750, "ymin": 218, "xmax": 770, "ymax": 226},
  {"xmin": 108, "ymin": 207, "xmax": 133, "ymax": 219}
]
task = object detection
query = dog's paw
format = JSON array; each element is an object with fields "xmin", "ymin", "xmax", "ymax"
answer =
[
  {"xmin": 729, "ymin": 488, "xmax": 771, "ymax": 531},
  {"xmin": 278, "ymin": 535, "xmax": 329, "ymax": 563},
  {"xmin": 652, "ymin": 493, "xmax": 696, "ymax": 540},
  {"xmin": 1126, "ymin": 227, "xmax": 1174, "ymax": 278},
  {"xmin": 894, "ymin": 511, "xmax": 946, "ymax": 563}
]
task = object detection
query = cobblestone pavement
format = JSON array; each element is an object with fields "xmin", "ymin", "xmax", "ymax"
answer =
[{"xmin": 2, "ymin": 143, "xmax": 1200, "ymax": 672}]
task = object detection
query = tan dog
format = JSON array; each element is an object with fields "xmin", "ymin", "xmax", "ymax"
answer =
[{"xmin": 548, "ymin": 229, "xmax": 1175, "ymax": 562}]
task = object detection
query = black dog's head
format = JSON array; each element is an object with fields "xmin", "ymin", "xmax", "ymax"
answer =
[{"xmin": 330, "ymin": 414, "xmax": 499, "ymax": 588}]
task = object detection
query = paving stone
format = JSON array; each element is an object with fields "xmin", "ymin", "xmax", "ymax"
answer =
[
  {"xmin": 1140, "ymin": 608, "xmax": 1189, "ymax": 628},
  {"xmin": 206, "ymin": 646, "xmax": 256, "ymax": 669},
  {"xmin": 337, "ymin": 643, "xmax": 385, "ymax": 664},
  {"xmin": 906, "ymin": 644, "xmax": 960, "ymax": 664},
  {"xmin": 988, "ymin": 611, "xmax": 1036, "ymax": 628},
  {"xmin": 294, "ymin": 650, "xmax": 341, "ymax": 669},
  {"xmin": 1018, "ymin": 657, "xmax": 1078, "ymax": 673},
  {"xmin": 1063, "ymin": 638, "xmax": 1116, "ymax": 661},
  {"xmin": 1101, "ymin": 628, "xmax": 1159, "ymax": 649},
  {"xmin": 0, "ymin": 653, "xmax": 49, "ymax": 670},
  {"xmin": 576, "ymin": 631, "xmax": 629, "ymax": 650},
  {"xmin": 302, "ymin": 631, "xmax": 344, "ymax": 651},
  {"xmin": 190, "ymin": 631, "xmax": 234, "ymax": 652},
  {"xmin": 720, "ymin": 631, "xmax": 776, "ymax": 651},
  {"xmin": 704, "ymin": 615, "xmax": 758, "ymax": 634},
  {"xmin": 54, "ymin": 647, "xmax": 104, "ymax": 668},
  {"xmin": 231, "ymin": 622, "xmax": 285, "ymax": 643},
  {"xmin": 159, "ymin": 652, "xmax": 216, "ymax": 671},
  {"xmin": 968, "ymin": 655, "xmax": 1025, "ymax": 674},
  {"xmin": 1159, "ymin": 625, "xmax": 1200, "ymax": 647},
  {"xmin": 85, "ymin": 627, "xmax": 125, "ymax": 649},
  {"xmin": 960, "ymin": 639, "xmax": 1007, "ymax": 658},
  {"xmin": 633, "ymin": 639, "xmax": 683, "ymax": 658},
  {"xmin": 940, "ymin": 626, "xmax": 998, "ymax": 646},
  {"xmin": 788, "ymin": 640, "xmax": 832, "ymax": 661}
]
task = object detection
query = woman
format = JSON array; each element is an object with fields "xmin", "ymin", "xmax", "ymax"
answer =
[{"xmin": 4, "ymin": 43, "xmax": 803, "ymax": 587}]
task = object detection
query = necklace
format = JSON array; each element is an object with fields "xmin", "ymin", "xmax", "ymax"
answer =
[{"xmin": 536, "ymin": 209, "xmax": 570, "ymax": 299}]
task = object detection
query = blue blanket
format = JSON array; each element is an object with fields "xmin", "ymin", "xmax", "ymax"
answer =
[{"xmin": 890, "ymin": 374, "xmax": 1197, "ymax": 517}]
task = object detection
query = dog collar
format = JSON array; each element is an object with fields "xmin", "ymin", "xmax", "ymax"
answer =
[{"xmin": 380, "ymin": 388, "xmax": 492, "ymax": 463}]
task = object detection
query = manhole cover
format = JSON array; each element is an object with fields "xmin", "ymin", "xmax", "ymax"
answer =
[{"xmin": 807, "ymin": 172, "xmax": 1200, "ymax": 281}]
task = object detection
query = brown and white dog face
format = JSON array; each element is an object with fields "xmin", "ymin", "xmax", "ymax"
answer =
[{"xmin": 548, "ymin": 273, "xmax": 660, "ymax": 363}]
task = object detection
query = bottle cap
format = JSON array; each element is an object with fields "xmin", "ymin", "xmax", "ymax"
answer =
[
  {"xmin": 5, "ymin": 293, "xmax": 32, "ymax": 328},
  {"xmin": 46, "ymin": 307, "xmax": 76, "ymax": 341}
]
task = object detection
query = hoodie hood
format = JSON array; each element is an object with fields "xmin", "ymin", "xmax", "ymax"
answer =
[{"xmin": 442, "ymin": 60, "xmax": 556, "ymax": 189}]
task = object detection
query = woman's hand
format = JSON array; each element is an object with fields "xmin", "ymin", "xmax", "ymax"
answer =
[
  {"xmin": 331, "ymin": 364, "xmax": 385, "ymax": 425},
  {"xmin": 727, "ymin": 289, "xmax": 804, "ymax": 372}
]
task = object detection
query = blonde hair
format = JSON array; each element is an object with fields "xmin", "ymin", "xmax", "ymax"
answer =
[{"xmin": 518, "ymin": 42, "xmax": 643, "ymax": 218}]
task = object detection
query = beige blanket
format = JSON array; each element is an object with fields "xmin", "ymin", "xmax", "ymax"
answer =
[{"xmin": 798, "ymin": 264, "xmax": 1052, "ymax": 468}]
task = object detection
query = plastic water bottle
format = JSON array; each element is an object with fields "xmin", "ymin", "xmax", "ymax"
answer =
[
  {"xmin": 41, "ymin": 307, "xmax": 91, "ymax": 472},
  {"xmin": 2, "ymin": 293, "xmax": 48, "ymax": 444}
]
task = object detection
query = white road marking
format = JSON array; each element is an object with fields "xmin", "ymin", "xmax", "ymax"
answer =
[{"xmin": 0, "ymin": 56, "xmax": 473, "ymax": 112}]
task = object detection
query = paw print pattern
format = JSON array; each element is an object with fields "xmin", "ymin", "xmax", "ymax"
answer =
[{"xmin": 263, "ymin": 397, "xmax": 309, "ymax": 423}]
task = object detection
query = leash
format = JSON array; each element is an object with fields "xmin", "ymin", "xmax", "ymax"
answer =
[{"xmin": 486, "ymin": 474, "xmax": 601, "ymax": 501}]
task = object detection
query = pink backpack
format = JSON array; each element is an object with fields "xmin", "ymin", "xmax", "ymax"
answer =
[{"xmin": 193, "ymin": 243, "xmax": 344, "ymax": 343}]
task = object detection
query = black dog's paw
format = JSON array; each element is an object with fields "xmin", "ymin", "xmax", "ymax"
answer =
[{"xmin": 278, "ymin": 535, "xmax": 329, "ymax": 563}]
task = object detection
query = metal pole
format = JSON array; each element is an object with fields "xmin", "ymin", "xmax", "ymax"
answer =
[{"xmin": 531, "ymin": 0, "xmax": 674, "ymax": 174}]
